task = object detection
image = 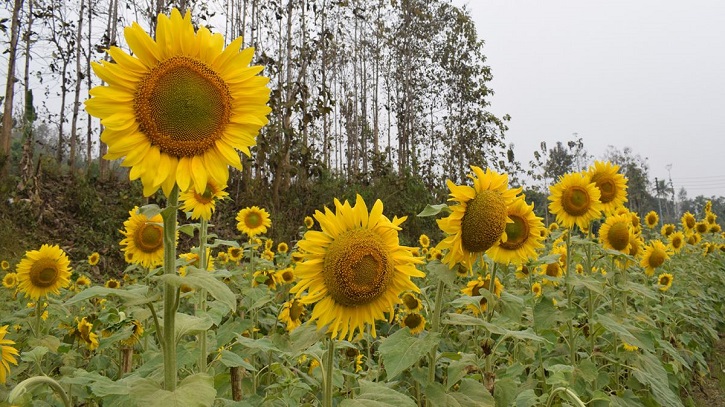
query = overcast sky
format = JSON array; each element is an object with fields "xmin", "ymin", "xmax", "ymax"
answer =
[{"xmin": 453, "ymin": 0, "xmax": 725, "ymax": 198}]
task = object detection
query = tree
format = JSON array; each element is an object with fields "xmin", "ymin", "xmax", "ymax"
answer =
[{"xmin": 1, "ymin": 0, "xmax": 25, "ymax": 176}]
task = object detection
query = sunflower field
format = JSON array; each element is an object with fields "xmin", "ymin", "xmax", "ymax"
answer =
[{"xmin": 0, "ymin": 7, "xmax": 724, "ymax": 407}]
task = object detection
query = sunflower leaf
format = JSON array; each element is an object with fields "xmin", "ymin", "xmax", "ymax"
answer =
[
  {"xmin": 156, "ymin": 268, "xmax": 237, "ymax": 312},
  {"xmin": 173, "ymin": 313, "xmax": 213, "ymax": 343},
  {"xmin": 379, "ymin": 328, "xmax": 440, "ymax": 380},
  {"xmin": 65, "ymin": 286, "xmax": 157, "ymax": 307},
  {"xmin": 131, "ymin": 373, "xmax": 216, "ymax": 407},
  {"xmin": 417, "ymin": 203, "xmax": 449, "ymax": 217},
  {"xmin": 340, "ymin": 380, "xmax": 417, "ymax": 407},
  {"xmin": 137, "ymin": 204, "xmax": 163, "ymax": 218}
]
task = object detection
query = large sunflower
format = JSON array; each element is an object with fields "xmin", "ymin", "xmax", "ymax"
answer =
[
  {"xmin": 436, "ymin": 166, "xmax": 520, "ymax": 271},
  {"xmin": 640, "ymin": 240, "xmax": 671, "ymax": 276},
  {"xmin": 0, "ymin": 325, "xmax": 18, "ymax": 384},
  {"xmin": 16, "ymin": 244, "xmax": 72, "ymax": 300},
  {"xmin": 85, "ymin": 9, "xmax": 271, "ymax": 197},
  {"xmin": 120, "ymin": 206, "xmax": 167, "ymax": 269},
  {"xmin": 236, "ymin": 206, "xmax": 271, "ymax": 237},
  {"xmin": 548, "ymin": 172, "xmax": 603, "ymax": 230},
  {"xmin": 180, "ymin": 180, "xmax": 228, "ymax": 220},
  {"xmin": 599, "ymin": 214, "xmax": 632, "ymax": 253},
  {"xmin": 586, "ymin": 161, "xmax": 627, "ymax": 214},
  {"xmin": 487, "ymin": 197, "xmax": 545, "ymax": 265},
  {"xmin": 290, "ymin": 195, "xmax": 424, "ymax": 340}
]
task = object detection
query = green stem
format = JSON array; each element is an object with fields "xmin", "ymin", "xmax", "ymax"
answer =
[
  {"xmin": 323, "ymin": 338, "xmax": 336, "ymax": 407},
  {"xmin": 565, "ymin": 229, "xmax": 576, "ymax": 365},
  {"xmin": 197, "ymin": 218, "xmax": 209, "ymax": 373},
  {"xmin": 162, "ymin": 185, "xmax": 179, "ymax": 391},
  {"xmin": 9, "ymin": 376, "xmax": 71, "ymax": 407},
  {"xmin": 545, "ymin": 387, "xmax": 586, "ymax": 407},
  {"xmin": 34, "ymin": 300, "xmax": 42, "ymax": 338},
  {"xmin": 427, "ymin": 279, "xmax": 446, "ymax": 385},
  {"xmin": 486, "ymin": 262, "xmax": 498, "ymax": 323}
]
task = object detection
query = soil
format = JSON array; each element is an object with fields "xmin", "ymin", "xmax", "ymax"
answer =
[{"xmin": 689, "ymin": 333, "xmax": 725, "ymax": 406}]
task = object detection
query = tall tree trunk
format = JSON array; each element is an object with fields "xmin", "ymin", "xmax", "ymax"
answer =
[
  {"xmin": 56, "ymin": 59, "xmax": 69, "ymax": 165},
  {"xmin": 86, "ymin": 0, "xmax": 93, "ymax": 172},
  {"xmin": 1, "ymin": 0, "xmax": 24, "ymax": 176},
  {"xmin": 18, "ymin": 0, "xmax": 34, "ymax": 190},
  {"xmin": 99, "ymin": 0, "xmax": 119, "ymax": 179},
  {"xmin": 69, "ymin": 0, "xmax": 86, "ymax": 169}
]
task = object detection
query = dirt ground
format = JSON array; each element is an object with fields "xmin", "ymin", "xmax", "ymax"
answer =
[{"xmin": 689, "ymin": 333, "xmax": 725, "ymax": 406}]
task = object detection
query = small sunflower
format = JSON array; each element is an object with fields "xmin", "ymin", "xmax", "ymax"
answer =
[
  {"xmin": 706, "ymin": 212, "xmax": 717, "ymax": 225},
  {"xmin": 400, "ymin": 292, "xmax": 423, "ymax": 312},
  {"xmin": 548, "ymin": 222, "xmax": 559, "ymax": 232},
  {"xmin": 0, "ymin": 261, "xmax": 8, "ymax": 270},
  {"xmin": 252, "ymin": 269, "xmax": 279, "ymax": 290},
  {"xmin": 599, "ymin": 214, "xmax": 632, "ymax": 253},
  {"xmin": 76, "ymin": 275, "xmax": 91, "ymax": 288},
  {"xmin": 487, "ymin": 197, "xmax": 545, "ymax": 265},
  {"xmin": 657, "ymin": 273, "xmax": 673, "ymax": 292},
  {"xmin": 120, "ymin": 320, "xmax": 145, "ymax": 347},
  {"xmin": 236, "ymin": 206, "xmax": 271, "ymax": 237},
  {"xmin": 644, "ymin": 211, "xmax": 659, "ymax": 229},
  {"xmin": 515, "ymin": 265, "xmax": 531, "ymax": 280},
  {"xmin": 77, "ymin": 317, "xmax": 99, "ymax": 350},
  {"xmin": 355, "ymin": 354, "xmax": 364, "ymax": 373},
  {"xmin": 290, "ymin": 195, "xmax": 424, "ymax": 340},
  {"xmin": 120, "ymin": 206, "xmax": 168, "ymax": 269},
  {"xmin": 668, "ymin": 231, "xmax": 685, "ymax": 252},
  {"xmin": 628, "ymin": 234, "xmax": 644, "ymax": 258},
  {"xmin": 0, "ymin": 325, "xmax": 19, "ymax": 384},
  {"xmin": 85, "ymin": 9, "xmax": 271, "ymax": 197},
  {"xmin": 304, "ymin": 216, "xmax": 315, "ymax": 229},
  {"xmin": 531, "ymin": 282, "xmax": 542, "ymax": 297},
  {"xmin": 461, "ymin": 274, "xmax": 503, "ymax": 314},
  {"xmin": 265, "ymin": 239, "xmax": 274, "ymax": 251},
  {"xmin": 279, "ymin": 299, "xmax": 305, "ymax": 332},
  {"xmin": 695, "ymin": 221, "xmax": 709, "ymax": 234},
  {"xmin": 277, "ymin": 242, "xmax": 289, "ymax": 254},
  {"xmin": 681, "ymin": 212, "xmax": 696, "ymax": 231},
  {"xmin": 16, "ymin": 244, "xmax": 72, "ymax": 300},
  {"xmin": 105, "ymin": 279, "xmax": 122, "ymax": 289},
  {"xmin": 216, "ymin": 251, "xmax": 229, "ymax": 264},
  {"xmin": 640, "ymin": 240, "xmax": 671, "ymax": 276},
  {"xmin": 179, "ymin": 247, "xmax": 214, "ymax": 271},
  {"xmin": 277, "ymin": 268, "xmax": 295, "ymax": 284},
  {"xmin": 436, "ymin": 166, "xmax": 520, "ymax": 271},
  {"xmin": 227, "ymin": 246, "xmax": 244, "ymax": 262},
  {"xmin": 2, "ymin": 273, "xmax": 17, "ymax": 289},
  {"xmin": 548, "ymin": 172, "xmax": 603, "ymax": 230},
  {"xmin": 538, "ymin": 260, "xmax": 563, "ymax": 285},
  {"xmin": 660, "ymin": 223, "xmax": 675, "ymax": 237},
  {"xmin": 418, "ymin": 234, "xmax": 430, "ymax": 248},
  {"xmin": 587, "ymin": 161, "xmax": 628, "ymax": 214},
  {"xmin": 400, "ymin": 312, "xmax": 426, "ymax": 335},
  {"xmin": 622, "ymin": 342, "xmax": 639, "ymax": 352},
  {"xmin": 180, "ymin": 181, "xmax": 228, "ymax": 220},
  {"xmin": 710, "ymin": 224, "xmax": 722, "ymax": 233}
]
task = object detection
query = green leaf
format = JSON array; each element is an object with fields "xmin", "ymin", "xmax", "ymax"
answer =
[
  {"xmin": 178, "ymin": 224, "xmax": 197, "ymax": 237},
  {"xmin": 132, "ymin": 374, "xmax": 216, "ymax": 407},
  {"xmin": 157, "ymin": 268, "xmax": 236, "ymax": 312},
  {"xmin": 218, "ymin": 349, "xmax": 257, "ymax": 371},
  {"xmin": 28, "ymin": 335, "xmax": 61, "ymax": 352},
  {"xmin": 417, "ymin": 203, "xmax": 449, "ymax": 217},
  {"xmin": 449, "ymin": 378, "xmax": 495, "ymax": 406},
  {"xmin": 595, "ymin": 314, "xmax": 652, "ymax": 351},
  {"xmin": 138, "ymin": 204, "xmax": 163, "ymax": 218},
  {"xmin": 340, "ymin": 380, "xmax": 417, "ymax": 407},
  {"xmin": 443, "ymin": 314, "xmax": 548, "ymax": 343},
  {"xmin": 515, "ymin": 389, "xmax": 543, "ymax": 407},
  {"xmin": 65, "ymin": 286, "xmax": 158, "ymax": 306},
  {"xmin": 446, "ymin": 353, "xmax": 477, "ymax": 390},
  {"xmin": 494, "ymin": 377, "xmax": 518, "ymax": 407},
  {"xmin": 533, "ymin": 298, "xmax": 559, "ymax": 331},
  {"xmin": 632, "ymin": 352, "xmax": 684, "ymax": 407},
  {"xmin": 234, "ymin": 334, "xmax": 281, "ymax": 354},
  {"xmin": 426, "ymin": 261, "xmax": 457, "ymax": 287},
  {"xmin": 173, "ymin": 313, "xmax": 213, "ymax": 343},
  {"xmin": 21, "ymin": 346, "xmax": 48, "ymax": 365},
  {"xmin": 379, "ymin": 329, "xmax": 441, "ymax": 380}
]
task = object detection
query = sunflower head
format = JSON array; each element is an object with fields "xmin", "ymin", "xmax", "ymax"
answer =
[
  {"xmin": 660, "ymin": 223, "xmax": 675, "ymax": 237},
  {"xmin": 279, "ymin": 299, "xmax": 306, "ymax": 332},
  {"xmin": 644, "ymin": 211, "xmax": 659, "ymax": 228},
  {"xmin": 277, "ymin": 242, "xmax": 289, "ymax": 254},
  {"xmin": 640, "ymin": 240, "xmax": 671, "ymax": 276},
  {"xmin": 180, "ymin": 181, "xmax": 228, "ymax": 220},
  {"xmin": 531, "ymin": 282, "xmax": 542, "ymax": 297},
  {"xmin": 400, "ymin": 312, "xmax": 426, "ymax": 335},
  {"xmin": 16, "ymin": 244, "xmax": 72, "ymax": 300},
  {"xmin": 290, "ymin": 195, "xmax": 424, "ymax": 340},
  {"xmin": 548, "ymin": 172, "xmax": 603, "ymax": 230},
  {"xmin": 0, "ymin": 261, "xmax": 9, "ymax": 270},
  {"xmin": 85, "ymin": 9, "xmax": 271, "ymax": 197},
  {"xmin": 401, "ymin": 292, "xmax": 423, "ymax": 312},
  {"xmin": 2, "ymin": 273, "xmax": 18, "ymax": 289},
  {"xmin": 304, "ymin": 216, "xmax": 315, "ymax": 229},
  {"xmin": 120, "ymin": 206, "xmax": 170, "ymax": 269},
  {"xmin": 599, "ymin": 214, "xmax": 632, "ymax": 253},
  {"xmin": 87, "ymin": 252, "xmax": 100, "ymax": 266},
  {"xmin": 587, "ymin": 161, "xmax": 628, "ymax": 214},
  {"xmin": 695, "ymin": 221, "xmax": 709, "ymax": 234},
  {"xmin": 228, "ymin": 246, "xmax": 244, "ymax": 262},
  {"xmin": 75, "ymin": 275, "xmax": 91, "ymax": 288},
  {"xmin": 236, "ymin": 206, "xmax": 272, "ymax": 237},
  {"xmin": 277, "ymin": 268, "xmax": 296, "ymax": 284},
  {"xmin": 418, "ymin": 234, "xmax": 431, "ymax": 248},
  {"xmin": 488, "ymin": 197, "xmax": 545, "ymax": 265},
  {"xmin": 105, "ymin": 279, "xmax": 121, "ymax": 289},
  {"xmin": 681, "ymin": 212, "xmax": 696, "ymax": 230},
  {"xmin": 0, "ymin": 325, "xmax": 19, "ymax": 384},
  {"xmin": 668, "ymin": 231, "xmax": 685, "ymax": 252}
]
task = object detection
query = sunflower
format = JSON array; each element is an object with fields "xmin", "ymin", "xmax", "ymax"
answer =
[
  {"xmin": 265, "ymin": 239, "xmax": 274, "ymax": 251},
  {"xmin": 668, "ymin": 231, "xmax": 685, "ymax": 252},
  {"xmin": 640, "ymin": 240, "xmax": 671, "ymax": 276},
  {"xmin": 487, "ymin": 197, "xmax": 545, "ymax": 265},
  {"xmin": 85, "ymin": 9, "xmax": 271, "ymax": 197},
  {"xmin": 622, "ymin": 342, "xmax": 639, "ymax": 352},
  {"xmin": 120, "ymin": 320, "xmax": 145, "ymax": 347},
  {"xmin": 687, "ymin": 232, "xmax": 701, "ymax": 245},
  {"xmin": 515, "ymin": 265, "xmax": 531, "ymax": 280},
  {"xmin": 538, "ymin": 260, "xmax": 563, "ymax": 286},
  {"xmin": 236, "ymin": 206, "xmax": 271, "ymax": 237},
  {"xmin": 77, "ymin": 317, "xmax": 99, "ymax": 350},
  {"xmin": 706, "ymin": 212, "xmax": 717, "ymax": 225},
  {"xmin": 0, "ymin": 261, "xmax": 8, "ymax": 270},
  {"xmin": 548, "ymin": 223, "xmax": 559, "ymax": 232},
  {"xmin": 277, "ymin": 268, "xmax": 295, "ymax": 284},
  {"xmin": 261, "ymin": 249, "xmax": 275, "ymax": 261},
  {"xmin": 120, "ymin": 206, "xmax": 168, "ymax": 269},
  {"xmin": 599, "ymin": 214, "xmax": 632, "ymax": 253},
  {"xmin": 179, "ymin": 248, "xmax": 214, "ymax": 271},
  {"xmin": 279, "ymin": 299, "xmax": 305, "ymax": 332},
  {"xmin": 180, "ymin": 180, "xmax": 228, "ymax": 220},
  {"xmin": 628, "ymin": 234, "xmax": 644, "ymax": 258},
  {"xmin": 290, "ymin": 195, "xmax": 424, "ymax": 340},
  {"xmin": 0, "ymin": 325, "xmax": 18, "ymax": 384},
  {"xmin": 16, "ymin": 244, "xmax": 72, "ymax": 300},
  {"xmin": 85, "ymin": 252, "xmax": 100, "ymax": 267},
  {"xmin": 400, "ymin": 312, "xmax": 426, "ymax": 335},
  {"xmin": 531, "ymin": 282, "xmax": 542, "ymax": 297},
  {"xmin": 587, "ymin": 161, "xmax": 628, "ymax": 214},
  {"xmin": 418, "ymin": 234, "xmax": 430, "ymax": 248},
  {"xmin": 76, "ymin": 275, "xmax": 91, "ymax": 288},
  {"xmin": 304, "ymin": 216, "xmax": 315, "ymax": 229},
  {"xmin": 105, "ymin": 279, "xmax": 121, "ymax": 289},
  {"xmin": 548, "ymin": 172, "xmax": 603, "ymax": 230},
  {"xmin": 355, "ymin": 354, "xmax": 364, "ymax": 373},
  {"xmin": 252, "ymin": 269, "xmax": 279, "ymax": 289},
  {"xmin": 2, "ymin": 273, "xmax": 17, "ymax": 289},
  {"xmin": 436, "ymin": 166, "xmax": 520, "ymax": 271},
  {"xmin": 216, "ymin": 251, "xmax": 229, "ymax": 264},
  {"xmin": 227, "ymin": 246, "xmax": 244, "ymax": 262},
  {"xmin": 660, "ymin": 223, "xmax": 675, "ymax": 237},
  {"xmin": 400, "ymin": 292, "xmax": 423, "ymax": 312},
  {"xmin": 681, "ymin": 212, "xmax": 696, "ymax": 231},
  {"xmin": 277, "ymin": 242, "xmax": 289, "ymax": 254},
  {"xmin": 644, "ymin": 211, "xmax": 659, "ymax": 229},
  {"xmin": 695, "ymin": 221, "xmax": 709, "ymax": 234},
  {"xmin": 461, "ymin": 274, "xmax": 504, "ymax": 314}
]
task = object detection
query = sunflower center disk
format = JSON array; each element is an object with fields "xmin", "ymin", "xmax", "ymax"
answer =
[
  {"xmin": 402, "ymin": 295, "xmax": 419, "ymax": 310},
  {"xmin": 289, "ymin": 301, "xmax": 304, "ymax": 320},
  {"xmin": 135, "ymin": 56, "xmax": 232, "ymax": 157},
  {"xmin": 30, "ymin": 260, "xmax": 59, "ymax": 288},
  {"xmin": 324, "ymin": 229, "xmax": 392, "ymax": 307},
  {"xmin": 135, "ymin": 222, "xmax": 164, "ymax": 253},
  {"xmin": 244, "ymin": 213, "xmax": 262, "ymax": 229},
  {"xmin": 594, "ymin": 177, "xmax": 615, "ymax": 203},
  {"xmin": 460, "ymin": 190, "xmax": 507, "ymax": 253},
  {"xmin": 404, "ymin": 314, "xmax": 423, "ymax": 329},
  {"xmin": 500, "ymin": 215, "xmax": 529, "ymax": 250},
  {"xmin": 607, "ymin": 222, "xmax": 630, "ymax": 251},
  {"xmin": 561, "ymin": 186, "xmax": 592, "ymax": 216},
  {"xmin": 546, "ymin": 263, "xmax": 560, "ymax": 277},
  {"xmin": 648, "ymin": 249, "xmax": 666, "ymax": 268}
]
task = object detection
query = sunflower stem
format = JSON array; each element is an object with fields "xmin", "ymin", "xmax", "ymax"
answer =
[
  {"xmin": 34, "ymin": 300, "xmax": 42, "ymax": 338},
  {"xmin": 427, "ymin": 279, "xmax": 446, "ymax": 390},
  {"xmin": 564, "ymin": 229, "xmax": 576, "ymax": 366},
  {"xmin": 486, "ymin": 262, "xmax": 497, "ymax": 323},
  {"xmin": 197, "ymin": 218, "xmax": 209, "ymax": 373},
  {"xmin": 323, "ymin": 338, "xmax": 335, "ymax": 407},
  {"xmin": 162, "ymin": 185, "xmax": 179, "ymax": 391},
  {"xmin": 9, "ymin": 375, "xmax": 71, "ymax": 407}
]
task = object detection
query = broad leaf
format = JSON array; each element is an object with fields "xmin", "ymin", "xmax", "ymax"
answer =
[
  {"xmin": 340, "ymin": 380, "xmax": 417, "ymax": 407},
  {"xmin": 379, "ymin": 328, "xmax": 440, "ymax": 380}
]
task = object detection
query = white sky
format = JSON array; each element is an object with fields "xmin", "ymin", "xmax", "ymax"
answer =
[{"xmin": 454, "ymin": 0, "xmax": 725, "ymax": 198}]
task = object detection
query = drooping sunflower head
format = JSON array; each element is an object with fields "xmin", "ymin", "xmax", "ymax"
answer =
[
  {"xmin": 77, "ymin": 317, "xmax": 99, "ymax": 350},
  {"xmin": 488, "ymin": 197, "xmax": 545, "ymax": 265},
  {"xmin": 120, "ymin": 206, "xmax": 170, "ymax": 269},
  {"xmin": 515, "ymin": 264, "xmax": 530, "ymax": 280},
  {"xmin": 586, "ymin": 161, "xmax": 628, "ymax": 214},
  {"xmin": 548, "ymin": 172, "xmax": 603, "ymax": 230},
  {"xmin": 436, "ymin": 166, "xmax": 520, "ymax": 271},
  {"xmin": 681, "ymin": 212, "xmax": 696, "ymax": 230},
  {"xmin": 660, "ymin": 223, "xmax": 675, "ymax": 237},
  {"xmin": 640, "ymin": 240, "xmax": 671, "ymax": 276},
  {"xmin": 710, "ymin": 224, "xmax": 722, "ymax": 233},
  {"xmin": 644, "ymin": 211, "xmax": 659, "ymax": 229},
  {"xmin": 279, "ymin": 299, "xmax": 306, "ymax": 332},
  {"xmin": 180, "ymin": 180, "xmax": 228, "ymax": 220},
  {"xmin": 290, "ymin": 195, "xmax": 424, "ymax": 340},
  {"xmin": 120, "ymin": 320, "xmax": 145, "ymax": 347},
  {"xmin": 400, "ymin": 292, "xmax": 423, "ymax": 312},
  {"xmin": 599, "ymin": 214, "xmax": 632, "ymax": 253},
  {"xmin": 538, "ymin": 260, "xmax": 563, "ymax": 286},
  {"xmin": 657, "ymin": 273, "xmax": 673, "ymax": 291},
  {"xmin": 16, "ymin": 244, "xmax": 72, "ymax": 301},
  {"xmin": 85, "ymin": 9, "xmax": 271, "ymax": 197},
  {"xmin": 400, "ymin": 312, "xmax": 426, "ymax": 335},
  {"xmin": 236, "ymin": 206, "xmax": 271, "ymax": 237}
]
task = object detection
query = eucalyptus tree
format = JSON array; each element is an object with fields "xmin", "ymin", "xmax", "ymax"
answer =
[{"xmin": 1, "ymin": 0, "xmax": 25, "ymax": 176}]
